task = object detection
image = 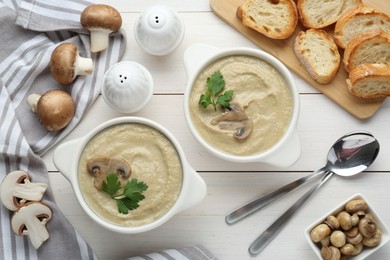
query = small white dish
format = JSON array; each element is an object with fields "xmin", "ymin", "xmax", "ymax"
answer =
[
  {"xmin": 304, "ymin": 193, "xmax": 390, "ymax": 260},
  {"xmin": 102, "ymin": 61, "xmax": 153, "ymax": 113},
  {"xmin": 134, "ymin": 5, "xmax": 185, "ymax": 56}
]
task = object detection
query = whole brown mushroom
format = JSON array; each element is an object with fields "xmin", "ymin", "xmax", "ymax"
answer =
[
  {"xmin": 27, "ymin": 90, "xmax": 75, "ymax": 131},
  {"xmin": 80, "ymin": 4, "xmax": 122, "ymax": 52},
  {"xmin": 50, "ymin": 43, "xmax": 93, "ymax": 85}
]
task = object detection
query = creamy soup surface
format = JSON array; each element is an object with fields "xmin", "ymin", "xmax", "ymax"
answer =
[
  {"xmin": 78, "ymin": 123, "xmax": 183, "ymax": 227},
  {"xmin": 189, "ymin": 55, "xmax": 293, "ymax": 156}
]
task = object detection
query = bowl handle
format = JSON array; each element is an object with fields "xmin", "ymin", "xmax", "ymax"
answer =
[
  {"xmin": 178, "ymin": 164, "xmax": 207, "ymax": 212},
  {"xmin": 53, "ymin": 138, "xmax": 81, "ymax": 183},
  {"xmin": 184, "ymin": 44, "xmax": 219, "ymax": 76},
  {"xmin": 262, "ymin": 131, "xmax": 301, "ymax": 167}
]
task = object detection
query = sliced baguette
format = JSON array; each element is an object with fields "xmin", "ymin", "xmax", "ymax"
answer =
[
  {"xmin": 297, "ymin": 0, "xmax": 361, "ymax": 29},
  {"xmin": 334, "ymin": 4, "xmax": 390, "ymax": 48},
  {"xmin": 343, "ymin": 30, "xmax": 390, "ymax": 72},
  {"xmin": 237, "ymin": 0, "xmax": 298, "ymax": 39},
  {"xmin": 347, "ymin": 63, "xmax": 390, "ymax": 98},
  {"xmin": 294, "ymin": 29, "xmax": 340, "ymax": 84}
]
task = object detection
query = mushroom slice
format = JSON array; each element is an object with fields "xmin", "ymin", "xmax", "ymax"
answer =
[
  {"xmin": 211, "ymin": 102, "xmax": 253, "ymax": 140},
  {"xmin": 0, "ymin": 171, "xmax": 48, "ymax": 211},
  {"xmin": 11, "ymin": 202, "xmax": 52, "ymax": 249},
  {"xmin": 27, "ymin": 90, "xmax": 75, "ymax": 132},
  {"xmin": 80, "ymin": 4, "xmax": 122, "ymax": 52},
  {"xmin": 86, "ymin": 157, "xmax": 131, "ymax": 190},
  {"xmin": 234, "ymin": 119, "xmax": 253, "ymax": 140},
  {"xmin": 50, "ymin": 43, "xmax": 93, "ymax": 85}
]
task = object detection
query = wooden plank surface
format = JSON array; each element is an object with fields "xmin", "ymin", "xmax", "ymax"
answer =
[{"xmin": 210, "ymin": 0, "xmax": 388, "ymax": 120}]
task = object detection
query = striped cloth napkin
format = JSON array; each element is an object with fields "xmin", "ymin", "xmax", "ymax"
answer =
[
  {"xmin": 0, "ymin": 0, "xmax": 124, "ymax": 259},
  {"xmin": 0, "ymin": 1, "xmax": 217, "ymax": 259}
]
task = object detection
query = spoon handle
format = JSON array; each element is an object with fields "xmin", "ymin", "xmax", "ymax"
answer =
[
  {"xmin": 248, "ymin": 171, "xmax": 334, "ymax": 255},
  {"xmin": 225, "ymin": 167, "xmax": 327, "ymax": 224}
]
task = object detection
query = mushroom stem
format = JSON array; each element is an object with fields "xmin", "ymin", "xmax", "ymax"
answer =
[
  {"xmin": 24, "ymin": 214, "xmax": 50, "ymax": 249},
  {"xmin": 89, "ymin": 29, "xmax": 111, "ymax": 53},
  {"xmin": 75, "ymin": 55, "xmax": 93, "ymax": 75},
  {"xmin": 27, "ymin": 94, "xmax": 41, "ymax": 113}
]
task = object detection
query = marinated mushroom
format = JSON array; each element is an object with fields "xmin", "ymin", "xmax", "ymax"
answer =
[
  {"xmin": 27, "ymin": 89, "xmax": 75, "ymax": 131},
  {"xmin": 362, "ymin": 228, "xmax": 382, "ymax": 247},
  {"xmin": 311, "ymin": 223, "xmax": 331, "ymax": 243},
  {"xmin": 330, "ymin": 230, "xmax": 346, "ymax": 248},
  {"xmin": 86, "ymin": 157, "xmax": 131, "ymax": 190},
  {"xmin": 340, "ymin": 243, "xmax": 355, "ymax": 256},
  {"xmin": 337, "ymin": 211, "xmax": 352, "ymax": 231},
  {"xmin": 346, "ymin": 199, "xmax": 368, "ymax": 214},
  {"xmin": 11, "ymin": 202, "xmax": 52, "ymax": 249},
  {"xmin": 321, "ymin": 246, "xmax": 341, "ymax": 260},
  {"xmin": 211, "ymin": 102, "xmax": 253, "ymax": 140},
  {"xmin": 359, "ymin": 217, "xmax": 377, "ymax": 238},
  {"xmin": 325, "ymin": 215, "xmax": 340, "ymax": 230},
  {"xmin": 0, "ymin": 170, "xmax": 48, "ymax": 211},
  {"xmin": 50, "ymin": 43, "xmax": 93, "ymax": 85},
  {"xmin": 80, "ymin": 4, "xmax": 122, "ymax": 52}
]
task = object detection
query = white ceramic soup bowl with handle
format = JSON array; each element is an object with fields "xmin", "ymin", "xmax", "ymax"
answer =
[
  {"xmin": 183, "ymin": 44, "xmax": 301, "ymax": 167},
  {"xmin": 53, "ymin": 116, "xmax": 207, "ymax": 234}
]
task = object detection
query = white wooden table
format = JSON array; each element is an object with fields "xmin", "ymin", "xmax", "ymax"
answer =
[{"xmin": 42, "ymin": 1, "xmax": 390, "ymax": 259}]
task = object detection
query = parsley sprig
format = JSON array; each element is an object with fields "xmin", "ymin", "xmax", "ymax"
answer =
[
  {"xmin": 199, "ymin": 71, "xmax": 234, "ymax": 111},
  {"xmin": 102, "ymin": 173, "xmax": 148, "ymax": 214}
]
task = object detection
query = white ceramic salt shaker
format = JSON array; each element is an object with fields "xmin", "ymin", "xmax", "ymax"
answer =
[
  {"xmin": 134, "ymin": 5, "xmax": 185, "ymax": 56},
  {"xmin": 102, "ymin": 61, "xmax": 153, "ymax": 113}
]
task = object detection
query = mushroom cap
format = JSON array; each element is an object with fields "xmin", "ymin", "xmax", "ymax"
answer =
[
  {"xmin": 50, "ymin": 43, "xmax": 78, "ymax": 85},
  {"xmin": 36, "ymin": 89, "xmax": 75, "ymax": 131},
  {"xmin": 80, "ymin": 4, "xmax": 122, "ymax": 31}
]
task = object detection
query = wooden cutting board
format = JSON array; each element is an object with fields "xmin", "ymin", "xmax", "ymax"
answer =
[{"xmin": 210, "ymin": 0, "xmax": 389, "ymax": 120}]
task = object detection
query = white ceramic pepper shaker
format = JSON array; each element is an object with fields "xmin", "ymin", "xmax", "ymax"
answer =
[
  {"xmin": 134, "ymin": 5, "xmax": 185, "ymax": 56},
  {"xmin": 101, "ymin": 61, "xmax": 153, "ymax": 113}
]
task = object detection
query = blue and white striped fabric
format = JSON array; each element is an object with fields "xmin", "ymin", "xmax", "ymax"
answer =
[{"xmin": 0, "ymin": 0, "xmax": 126, "ymax": 259}]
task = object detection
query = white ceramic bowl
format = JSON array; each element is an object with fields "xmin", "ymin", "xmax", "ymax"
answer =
[
  {"xmin": 304, "ymin": 193, "xmax": 390, "ymax": 259},
  {"xmin": 134, "ymin": 5, "xmax": 185, "ymax": 56},
  {"xmin": 53, "ymin": 117, "xmax": 207, "ymax": 234},
  {"xmin": 101, "ymin": 61, "xmax": 153, "ymax": 113},
  {"xmin": 183, "ymin": 44, "xmax": 301, "ymax": 167}
]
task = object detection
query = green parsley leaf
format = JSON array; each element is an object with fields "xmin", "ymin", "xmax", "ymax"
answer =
[
  {"xmin": 217, "ymin": 90, "xmax": 234, "ymax": 109},
  {"xmin": 207, "ymin": 71, "xmax": 225, "ymax": 96},
  {"xmin": 101, "ymin": 173, "xmax": 148, "ymax": 214},
  {"xmin": 199, "ymin": 71, "xmax": 234, "ymax": 111},
  {"xmin": 101, "ymin": 173, "xmax": 121, "ymax": 196}
]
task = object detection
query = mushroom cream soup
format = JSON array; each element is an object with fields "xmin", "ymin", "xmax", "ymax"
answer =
[
  {"xmin": 189, "ymin": 55, "xmax": 292, "ymax": 155},
  {"xmin": 78, "ymin": 123, "xmax": 182, "ymax": 227}
]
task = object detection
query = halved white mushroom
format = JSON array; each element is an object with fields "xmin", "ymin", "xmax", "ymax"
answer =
[
  {"xmin": 211, "ymin": 102, "xmax": 253, "ymax": 140},
  {"xmin": 0, "ymin": 170, "xmax": 48, "ymax": 211},
  {"xmin": 86, "ymin": 157, "xmax": 131, "ymax": 190},
  {"xmin": 11, "ymin": 202, "xmax": 52, "ymax": 249}
]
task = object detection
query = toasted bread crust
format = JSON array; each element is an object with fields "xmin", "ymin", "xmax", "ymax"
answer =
[
  {"xmin": 238, "ymin": 0, "xmax": 298, "ymax": 39},
  {"xmin": 343, "ymin": 30, "xmax": 390, "ymax": 72},
  {"xmin": 294, "ymin": 29, "xmax": 340, "ymax": 84},
  {"xmin": 297, "ymin": 0, "xmax": 361, "ymax": 29},
  {"xmin": 347, "ymin": 63, "xmax": 390, "ymax": 98},
  {"xmin": 334, "ymin": 4, "xmax": 390, "ymax": 48}
]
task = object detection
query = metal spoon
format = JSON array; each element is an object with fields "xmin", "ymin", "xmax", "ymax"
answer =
[
  {"xmin": 247, "ymin": 131, "xmax": 379, "ymax": 255},
  {"xmin": 226, "ymin": 131, "xmax": 378, "ymax": 225}
]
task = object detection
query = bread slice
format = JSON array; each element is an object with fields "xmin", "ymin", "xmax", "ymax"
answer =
[
  {"xmin": 347, "ymin": 63, "xmax": 390, "ymax": 98},
  {"xmin": 237, "ymin": 0, "xmax": 298, "ymax": 39},
  {"xmin": 297, "ymin": 0, "xmax": 361, "ymax": 29},
  {"xmin": 343, "ymin": 30, "xmax": 390, "ymax": 72},
  {"xmin": 334, "ymin": 5, "xmax": 390, "ymax": 48},
  {"xmin": 294, "ymin": 29, "xmax": 341, "ymax": 84}
]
